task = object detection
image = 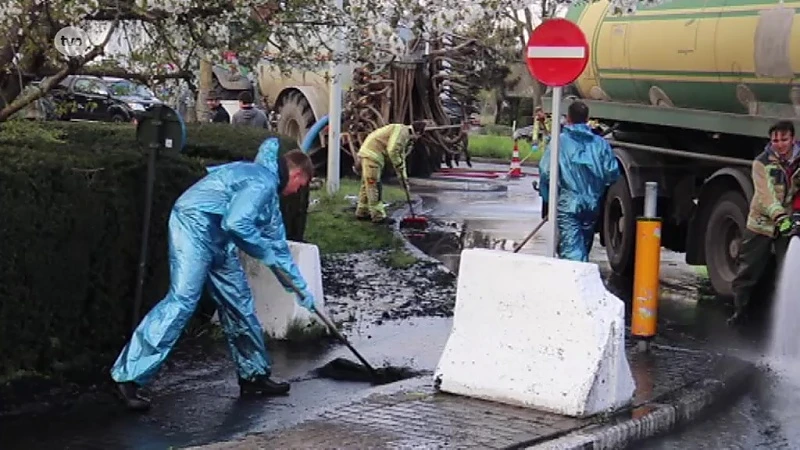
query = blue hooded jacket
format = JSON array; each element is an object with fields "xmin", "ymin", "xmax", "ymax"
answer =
[
  {"xmin": 181, "ymin": 137, "xmax": 308, "ymax": 294},
  {"xmin": 539, "ymin": 123, "xmax": 620, "ymax": 216}
]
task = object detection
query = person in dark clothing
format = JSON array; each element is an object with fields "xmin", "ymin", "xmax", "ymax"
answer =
[
  {"xmin": 728, "ymin": 120, "xmax": 800, "ymax": 327},
  {"xmin": 232, "ymin": 91, "xmax": 269, "ymax": 129},
  {"xmin": 206, "ymin": 95, "xmax": 231, "ymax": 123}
]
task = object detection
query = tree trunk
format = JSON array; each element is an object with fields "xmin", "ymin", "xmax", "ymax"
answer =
[{"xmin": 196, "ymin": 59, "xmax": 213, "ymax": 122}]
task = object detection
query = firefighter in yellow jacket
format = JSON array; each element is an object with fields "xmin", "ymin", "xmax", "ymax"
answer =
[{"xmin": 354, "ymin": 121, "xmax": 427, "ymax": 224}]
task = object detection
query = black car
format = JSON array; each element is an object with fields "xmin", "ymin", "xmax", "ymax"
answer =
[{"xmin": 49, "ymin": 75, "xmax": 162, "ymax": 122}]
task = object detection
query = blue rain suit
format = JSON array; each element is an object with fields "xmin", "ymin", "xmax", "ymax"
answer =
[
  {"xmin": 539, "ymin": 123, "xmax": 620, "ymax": 262},
  {"xmin": 111, "ymin": 137, "xmax": 311, "ymax": 387}
]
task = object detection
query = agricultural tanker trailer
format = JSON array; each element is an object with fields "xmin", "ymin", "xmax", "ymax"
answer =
[
  {"xmin": 255, "ymin": 34, "xmax": 484, "ymax": 178},
  {"xmin": 541, "ymin": 0, "xmax": 800, "ymax": 298}
]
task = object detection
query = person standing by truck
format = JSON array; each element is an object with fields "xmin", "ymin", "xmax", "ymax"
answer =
[
  {"xmin": 539, "ymin": 101, "xmax": 620, "ymax": 261},
  {"xmin": 206, "ymin": 94, "xmax": 230, "ymax": 123},
  {"xmin": 728, "ymin": 121, "xmax": 800, "ymax": 327},
  {"xmin": 232, "ymin": 91, "xmax": 269, "ymax": 129}
]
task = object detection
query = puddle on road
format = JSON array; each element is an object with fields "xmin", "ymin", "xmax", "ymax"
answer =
[{"xmin": 0, "ymin": 316, "xmax": 453, "ymax": 450}]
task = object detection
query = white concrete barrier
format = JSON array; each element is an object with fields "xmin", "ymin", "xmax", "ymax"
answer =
[
  {"xmin": 434, "ymin": 248, "xmax": 635, "ymax": 418},
  {"xmin": 213, "ymin": 241, "xmax": 325, "ymax": 339}
]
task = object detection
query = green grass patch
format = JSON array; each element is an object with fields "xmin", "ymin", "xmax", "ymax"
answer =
[
  {"xmin": 691, "ymin": 265, "xmax": 709, "ymax": 279},
  {"xmin": 477, "ymin": 124, "xmax": 514, "ymax": 136},
  {"xmin": 304, "ymin": 177, "xmax": 407, "ymax": 254},
  {"xmin": 468, "ymin": 135, "xmax": 541, "ymax": 163},
  {"xmin": 384, "ymin": 248, "xmax": 419, "ymax": 269}
]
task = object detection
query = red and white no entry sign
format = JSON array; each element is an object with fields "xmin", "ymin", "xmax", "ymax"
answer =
[{"xmin": 525, "ymin": 18, "xmax": 589, "ymax": 87}]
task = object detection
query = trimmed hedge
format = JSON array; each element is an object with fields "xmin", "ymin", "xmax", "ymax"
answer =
[{"xmin": 0, "ymin": 120, "xmax": 308, "ymax": 388}]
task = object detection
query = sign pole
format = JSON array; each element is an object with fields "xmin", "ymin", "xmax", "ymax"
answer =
[
  {"xmin": 326, "ymin": 0, "xmax": 344, "ymax": 195},
  {"xmin": 524, "ymin": 17, "xmax": 589, "ymax": 259},
  {"xmin": 132, "ymin": 105, "xmax": 187, "ymax": 333},
  {"xmin": 546, "ymin": 86, "xmax": 562, "ymax": 258}
]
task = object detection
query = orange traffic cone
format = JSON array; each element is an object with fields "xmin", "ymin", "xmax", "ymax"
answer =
[{"xmin": 509, "ymin": 140, "xmax": 522, "ymax": 178}]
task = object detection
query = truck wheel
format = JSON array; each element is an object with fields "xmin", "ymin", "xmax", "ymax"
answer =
[
  {"xmin": 704, "ymin": 191, "xmax": 748, "ymax": 298},
  {"xmin": 603, "ymin": 177, "xmax": 635, "ymax": 276},
  {"xmin": 276, "ymin": 91, "xmax": 317, "ymax": 158}
]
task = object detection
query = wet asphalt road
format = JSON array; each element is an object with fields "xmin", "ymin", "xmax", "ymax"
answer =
[
  {"xmin": 409, "ymin": 162, "xmax": 741, "ymax": 348},
  {"xmin": 410, "ymin": 161, "xmax": 799, "ymax": 450},
  {"xmin": 1, "ymin": 317, "xmax": 452, "ymax": 450},
  {"xmin": 1, "ymin": 161, "xmax": 790, "ymax": 449}
]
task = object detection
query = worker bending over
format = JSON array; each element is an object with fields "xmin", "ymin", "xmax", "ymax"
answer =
[
  {"xmin": 111, "ymin": 138, "xmax": 315, "ymax": 411},
  {"xmin": 354, "ymin": 121, "xmax": 427, "ymax": 224},
  {"xmin": 539, "ymin": 101, "xmax": 620, "ymax": 261},
  {"xmin": 729, "ymin": 120, "xmax": 800, "ymax": 327}
]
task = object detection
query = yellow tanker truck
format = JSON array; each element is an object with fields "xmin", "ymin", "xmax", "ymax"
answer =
[
  {"xmin": 549, "ymin": 0, "xmax": 800, "ymax": 298},
  {"xmin": 252, "ymin": 35, "xmax": 481, "ymax": 176}
]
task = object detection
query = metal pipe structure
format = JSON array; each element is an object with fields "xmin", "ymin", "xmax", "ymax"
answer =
[{"xmin": 607, "ymin": 140, "xmax": 753, "ymax": 167}]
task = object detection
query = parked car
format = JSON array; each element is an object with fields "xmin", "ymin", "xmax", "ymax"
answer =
[{"xmin": 48, "ymin": 75, "xmax": 162, "ymax": 123}]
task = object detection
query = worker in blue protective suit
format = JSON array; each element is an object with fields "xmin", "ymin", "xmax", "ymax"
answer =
[
  {"xmin": 110, "ymin": 137, "xmax": 315, "ymax": 412},
  {"xmin": 539, "ymin": 101, "xmax": 620, "ymax": 262}
]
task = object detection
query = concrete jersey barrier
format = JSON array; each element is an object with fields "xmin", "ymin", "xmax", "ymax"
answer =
[
  {"xmin": 434, "ymin": 248, "xmax": 635, "ymax": 417},
  {"xmin": 213, "ymin": 241, "xmax": 326, "ymax": 339}
]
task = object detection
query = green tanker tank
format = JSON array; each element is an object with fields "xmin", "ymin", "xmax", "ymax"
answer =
[{"xmin": 565, "ymin": 0, "xmax": 800, "ymax": 119}]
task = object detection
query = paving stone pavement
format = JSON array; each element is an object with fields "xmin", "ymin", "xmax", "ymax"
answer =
[{"xmin": 190, "ymin": 344, "xmax": 739, "ymax": 450}]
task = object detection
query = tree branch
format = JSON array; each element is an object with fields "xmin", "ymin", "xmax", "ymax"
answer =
[
  {"xmin": 88, "ymin": 3, "xmax": 231, "ymax": 22},
  {"xmin": 0, "ymin": 18, "xmax": 121, "ymax": 121}
]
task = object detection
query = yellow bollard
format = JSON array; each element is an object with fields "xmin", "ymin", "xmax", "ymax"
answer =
[
  {"xmin": 632, "ymin": 181, "xmax": 661, "ymax": 346},
  {"xmin": 631, "ymin": 217, "xmax": 662, "ymax": 339}
]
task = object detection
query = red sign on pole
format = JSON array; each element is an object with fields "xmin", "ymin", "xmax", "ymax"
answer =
[{"xmin": 525, "ymin": 18, "xmax": 590, "ymax": 87}]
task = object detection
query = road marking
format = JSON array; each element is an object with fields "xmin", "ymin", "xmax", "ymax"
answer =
[{"xmin": 527, "ymin": 46, "xmax": 586, "ymax": 58}]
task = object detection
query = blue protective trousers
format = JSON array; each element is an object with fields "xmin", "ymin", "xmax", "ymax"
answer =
[
  {"xmin": 557, "ymin": 210, "xmax": 598, "ymax": 262},
  {"xmin": 110, "ymin": 208, "xmax": 271, "ymax": 387}
]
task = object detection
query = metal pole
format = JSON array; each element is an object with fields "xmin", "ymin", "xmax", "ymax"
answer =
[
  {"xmin": 326, "ymin": 0, "xmax": 344, "ymax": 195},
  {"xmin": 644, "ymin": 181, "xmax": 658, "ymax": 218},
  {"xmin": 132, "ymin": 143, "xmax": 158, "ymax": 333},
  {"xmin": 545, "ymin": 86, "xmax": 562, "ymax": 258}
]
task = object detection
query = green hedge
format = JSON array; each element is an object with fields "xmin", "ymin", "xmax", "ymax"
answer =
[{"xmin": 0, "ymin": 120, "xmax": 307, "ymax": 392}]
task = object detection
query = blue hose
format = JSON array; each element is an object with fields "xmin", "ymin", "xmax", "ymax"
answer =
[{"xmin": 301, "ymin": 115, "xmax": 329, "ymax": 153}]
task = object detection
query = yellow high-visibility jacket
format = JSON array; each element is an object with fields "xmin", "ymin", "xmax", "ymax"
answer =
[
  {"xmin": 357, "ymin": 124, "xmax": 411, "ymax": 179},
  {"xmin": 532, "ymin": 117, "xmax": 551, "ymax": 150}
]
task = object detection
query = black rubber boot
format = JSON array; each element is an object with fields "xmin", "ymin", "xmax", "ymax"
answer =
[
  {"xmin": 726, "ymin": 310, "xmax": 749, "ymax": 328},
  {"xmin": 239, "ymin": 375, "xmax": 290, "ymax": 396},
  {"xmin": 116, "ymin": 382, "xmax": 151, "ymax": 412}
]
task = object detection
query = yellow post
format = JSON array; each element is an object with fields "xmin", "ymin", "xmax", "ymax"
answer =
[{"xmin": 632, "ymin": 181, "xmax": 662, "ymax": 347}]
